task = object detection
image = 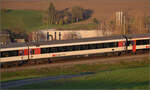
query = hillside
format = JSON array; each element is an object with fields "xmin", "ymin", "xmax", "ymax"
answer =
[{"xmin": 1, "ymin": 0, "xmax": 150, "ymax": 21}]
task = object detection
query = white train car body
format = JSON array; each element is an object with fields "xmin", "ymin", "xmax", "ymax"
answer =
[{"xmin": 0, "ymin": 34, "xmax": 149, "ymax": 63}]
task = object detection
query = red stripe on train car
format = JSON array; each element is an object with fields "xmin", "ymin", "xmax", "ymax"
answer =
[
  {"xmin": 34, "ymin": 48, "xmax": 41, "ymax": 54},
  {"xmin": 118, "ymin": 41, "xmax": 123, "ymax": 47},
  {"xmin": 132, "ymin": 40, "xmax": 136, "ymax": 52},
  {"xmin": 24, "ymin": 49, "xmax": 29, "ymax": 55},
  {"xmin": 146, "ymin": 46, "xmax": 149, "ymax": 48},
  {"xmin": 52, "ymin": 54, "xmax": 56, "ymax": 57}
]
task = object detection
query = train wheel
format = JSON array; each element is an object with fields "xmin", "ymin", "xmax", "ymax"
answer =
[
  {"xmin": 48, "ymin": 59, "xmax": 52, "ymax": 63},
  {"xmin": 3, "ymin": 64, "xmax": 10, "ymax": 68},
  {"xmin": 118, "ymin": 52, "xmax": 121, "ymax": 56},
  {"xmin": 1, "ymin": 64, "xmax": 4, "ymax": 68}
]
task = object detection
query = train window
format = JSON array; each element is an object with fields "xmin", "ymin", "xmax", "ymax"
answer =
[
  {"xmin": 74, "ymin": 45, "xmax": 80, "ymax": 51},
  {"xmin": 103, "ymin": 43, "xmax": 108, "ymax": 48},
  {"xmin": 50, "ymin": 47, "xmax": 57, "ymax": 53},
  {"xmin": 126, "ymin": 41, "xmax": 130, "ymax": 46},
  {"xmin": 143, "ymin": 40, "xmax": 149, "ymax": 44},
  {"xmin": 79, "ymin": 45, "xmax": 84, "ymax": 50},
  {"xmin": 103, "ymin": 42, "xmax": 117, "ymax": 48},
  {"xmin": 1, "ymin": 50, "xmax": 18, "ymax": 57},
  {"xmin": 80, "ymin": 44, "xmax": 88, "ymax": 50},
  {"xmin": 19, "ymin": 50, "xmax": 24, "ymax": 56},
  {"xmin": 114, "ymin": 42, "xmax": 118, "ymax": 47},
  {"xmin": 127, "ymin": 41, "xmax": 133, "ymax": 46},
  {"xmin": 62, "ymin": 46, "xmax": 67, "ymax": 52},
  {"xmin": 84, "ymin": 45, "xmax": 89, "ymax": 50},
  {"xmin": 97, "ymin": 43, "xmax": 103, "ymax": 49},
  {"xmin": 67, "ymin": 46, "xmax": 74, "ymax": 51},
  {"xmin": 136, "ymin": 40, "xmax": 141, "ymax": 45},
  {"xmin": 57, "ymin": 47, "xmax": 66, "ymax": 52},
  {"xmin": 88, "ymin": 44, "xmax": 91, "ymax": 49},
  {"xmin": 9, "ymin": 51, "xmax": 18, "ymax": 56},
  {"xmin": 57, "ymin": 47, "xmax": 62, "ymax": 52},
  {"xmin": 88, "ymin": 44, "xmax": 97, "ymax": 49},
  {"xmin": 113, "ymin": 42, "xmax": 118, "ymax": 47},
  {"xmin": 41, "ymin": 48, "xmax": 50, "ymax": 53},
  {"xmin": 108, "ymin": 42, "xmax": 114, "ymax": 47},
  {"xmin": 93, "ymin": 44, "xmax": 98, "ymax": 49},
  {"xmin": 72, "ymin": 46, "xmax": 76, "ymax": 51},
  {"xmin": 136, "ymin": 39, "xmax": 149, "ymax": 45},
  {"xmin": 1, "ymin": 51, "xmax": 9, "ymax": 57}
]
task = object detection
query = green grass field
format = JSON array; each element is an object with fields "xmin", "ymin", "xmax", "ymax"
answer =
[
  {"xmin": 12, "ymin": 66, "xmax": 149, "ymax": 89},
  {"xmin": 1, "ymin": 57, "xmax": 149, "ymax": 82},
  {"xmin": 1, "ymin": 9, "xmax": 44, "ymax": 31},
  {"xmin": 1, "ymin": 9, "xmax": 98, "ymax": 31}
]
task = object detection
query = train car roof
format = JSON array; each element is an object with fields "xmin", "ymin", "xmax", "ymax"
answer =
[
  {"xmin": 0, "ymin": 42, "xmax": 27, "ymax": 49},
  {"xmin": 1, "ymin": 33, "xmax": 149, "ymax": 49},
  {"xmin": 126, "ymin": 33, "xmax": 150, "ymax": 39},
  {"xmin": 34, "ymin": 35, "xmax": 125, "ymax": 46},
  {"xmin": 0, "ymin": 35, "xmax": 124, "ymax": 49}
]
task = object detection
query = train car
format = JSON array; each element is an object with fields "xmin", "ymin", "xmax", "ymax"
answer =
[
  {"xmin": 0, "ymin": 42, "xmax": 28, "ymax": 63},
  {"xmin": 126, "ymin": 33, "xmax": 150, "ymax": 53},
  {"xmin": 0, "ymin": 42, "xmax": 42, "ymax": 63},
  {"xmin": 0, "ymin": 35, "xmax": 126, "ymax": 63},
  {"xmin": 0, "ymin": 33, "xmax": 149, "ymax": 65},
  {"xmin": 25, "ymin": 35, "xmax": 127, "ymax": 60}
]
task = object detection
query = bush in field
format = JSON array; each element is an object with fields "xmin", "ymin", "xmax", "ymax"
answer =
[{"xmin": 93, "ymin": 18, "xmax": 99, "ymax": 24}]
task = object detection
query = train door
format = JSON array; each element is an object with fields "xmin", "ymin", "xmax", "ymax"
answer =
[
  {"xmin": 29, "ymin": 48, "xmax": 41, "ymax": 60},
  {"xmin": 29, "ymin": 49, "xmax": 34, "ymax": 59},
  {"xmin": 118, "ymin": 41, "xmax": 126, "ymax": 51},
  {"xmin": 18, "ymin": 50, "xmax": 24, "ymax": 60},
  {"xmin": 132, "ymin": 40, "xmax": 136, "ymax": 52}
]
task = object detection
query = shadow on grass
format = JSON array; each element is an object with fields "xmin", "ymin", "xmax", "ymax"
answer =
[{"xmin": 19, "ymin": 79, "xmax": 149, "ymax": 89}]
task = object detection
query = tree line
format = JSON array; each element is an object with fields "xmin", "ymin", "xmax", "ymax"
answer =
[{"xmin": 43, "ymin": 2, "xmax": 93, "ymax": 25}]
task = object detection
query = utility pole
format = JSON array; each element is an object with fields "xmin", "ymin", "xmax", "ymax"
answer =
[
  {"xmin": 46, "ymin": 10, "xmax": 50, "ymax": 41},
  {"xmin": 47, "ymin": 2, "xmax": 50, "ymax": 41}
]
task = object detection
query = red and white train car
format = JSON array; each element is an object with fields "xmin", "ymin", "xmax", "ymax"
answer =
[
  {"xmin": 126, "ymin": 34, "xmax": 150, "ymax": 53},
  {"xmin": 0, "ymin": 34, "xmax": 149, "ymax": 64}
]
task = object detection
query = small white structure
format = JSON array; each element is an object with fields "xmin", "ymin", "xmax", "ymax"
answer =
[{"xmin": 116, "ymin": 11, "xmax": 125, "ymax": 26}]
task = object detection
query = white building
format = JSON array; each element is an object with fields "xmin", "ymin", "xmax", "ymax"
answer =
[{"xmin": 31, "ymin": 29, "xmax": 112, "ymax": 41}]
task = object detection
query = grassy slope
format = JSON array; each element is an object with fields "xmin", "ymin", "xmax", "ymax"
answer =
[
  {"xmin": 13, "ymin": 66, "xmax": 149, "ymax": 89},
  {"xmin": 1, "ymin": 58, "xmax": 149, "ymax": 82},
  {"xmin": 1, "ymin": 9, "xmax": 98, "ymax": 31},
  {"xmin": 1, "ymin": 10, "xmax": 44, "ymax": 31}
]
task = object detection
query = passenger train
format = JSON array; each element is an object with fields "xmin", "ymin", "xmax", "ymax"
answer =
[{"xmin": 0, "ymin": 33, "xmax": 149, "ymax": 65}]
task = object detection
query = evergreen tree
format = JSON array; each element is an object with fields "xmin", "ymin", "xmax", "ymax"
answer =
[{"xmin": 48, "ymin": 2, "xmax": 56, "ymax": 24}]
